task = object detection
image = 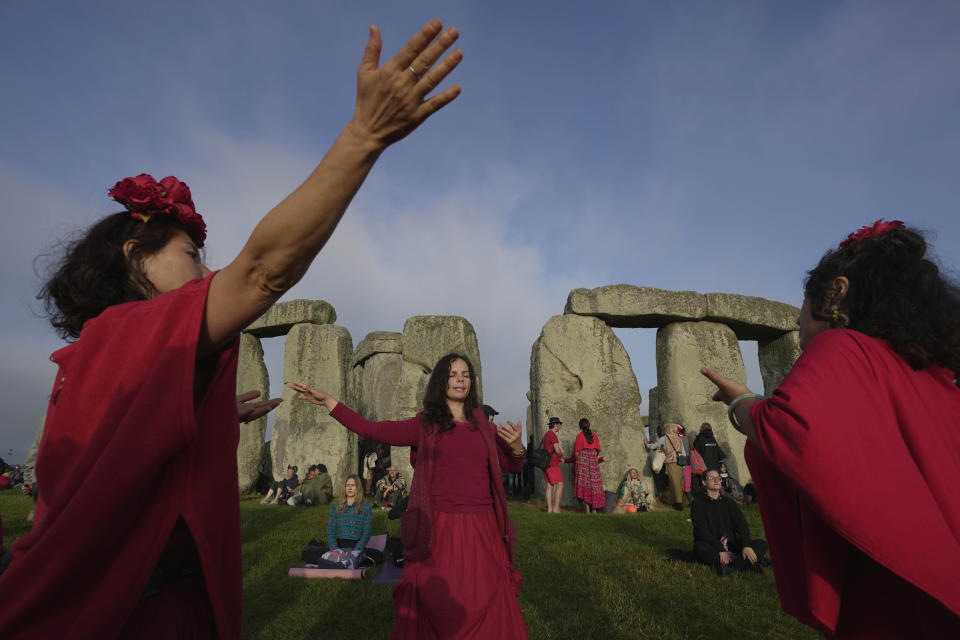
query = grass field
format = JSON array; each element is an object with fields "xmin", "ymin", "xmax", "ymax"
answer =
[{"xmin": 0, "ymin": 491, "xmax": 817, "ymax": 639}]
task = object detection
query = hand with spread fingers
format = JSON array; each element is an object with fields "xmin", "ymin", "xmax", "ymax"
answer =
[
  {"xmin": 289, "ymin": 382, "xmax": 339, "ymax": 412},
  {"xmin": 236, "ymin": 390, "xmax": 283, "ymax": 424},
  {"xmin": 496, "ymin": 420, "xmax": 525, "ymax": 455},
  {"xmin": 350, "ymin": 19, "xmax": 463, "ymax": 149}
]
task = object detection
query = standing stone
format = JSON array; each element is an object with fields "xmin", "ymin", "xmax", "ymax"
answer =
[
  {"xmin": 236, "ymin": 333, "xmax": 269, "ymax": 493},
  {"xmin": 656, "ymin": 321, "xmax": 749, "ymax": 481},
  {"xmin": 648, "ymin": 387, "xmax": 660, "ymax": 437},
  {"xmin": 272, "ymin": 324, "xmax": 355, "ymax": 490},
  {"xmin": 401, "ymin": 316, "xmax": 483, "ymax": 400},
  {"xmin": 353, "ymin": 345, "xmax": 405, "ymax": 481},
  {"xmin": 758, "ymin": 331, "xmax": 802, "ymax": 396},
  {"xmin": 529, "ymin": 315, "xmax": 646, "ymax": 505}
]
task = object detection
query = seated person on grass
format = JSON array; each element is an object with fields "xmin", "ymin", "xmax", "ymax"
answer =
[
  {"xmin": 298, "ymin": 464, "xmax": 334, "ymax": 506},
  {"xmin": 288, "ymin": 465, "xmax": 318, "ymax": 505},
  {"xmin": 327, "ymin": 474, "xmax": 372, "ymax": 550},
  {"xmin": 374, "ymin": 465, "xmax": 407, "ymax": 507},
  {"xmin": 616, "ymin": 468, "xmax": 650, "ymax": 512},
  {"xmin": 260, "ymin": 465, "xmax": 299, "ymax": 504},
  {"xmin": 692, "ymin": 469, "xmax": 767, "ymax": 575}
]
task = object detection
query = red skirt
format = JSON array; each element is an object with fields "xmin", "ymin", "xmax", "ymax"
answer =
[
  {"xmin": 392, "ymin": 508, "xmax": 527, "ymax": 639},
  {"xmin": 542, "ymin": 466, "xmax": 563, "ymax": 485},
  {"xmin": 574, "ymin": 449, "xmax": 605, "ymax": 509}
]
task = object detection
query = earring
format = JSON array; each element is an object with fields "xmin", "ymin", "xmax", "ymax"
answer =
[{"xmin": 829, "ymin": 305, "xmax": 850, "ymax": 328}]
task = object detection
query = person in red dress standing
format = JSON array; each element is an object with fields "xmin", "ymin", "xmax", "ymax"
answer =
[
  {"xmin": 571, "ymin": 418, "xmax": 606, "ymax": 513},
  {"xmin": 291, "ymin": 352, "xmax": 529, "ymax": 640},
  {"xmin": 541, "ymin": 417, "xmax": 566, "ymax": 513},
  {"xmin": 0, "ymin": 20, "xmax": 464, "ymax": 639},
  {"xmin": 703, "ymin": 220, "xmax": 960, "ymax": 638}
]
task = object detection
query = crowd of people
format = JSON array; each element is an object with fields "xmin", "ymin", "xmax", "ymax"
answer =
[{"xmin": 0, "ymin": 13, "xmax": 956, "ymax": 639}]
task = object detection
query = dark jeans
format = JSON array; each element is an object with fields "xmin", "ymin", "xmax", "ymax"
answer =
[{"xmin": 693, "ymin": 538, "xmax": 768, "ymax": 571}]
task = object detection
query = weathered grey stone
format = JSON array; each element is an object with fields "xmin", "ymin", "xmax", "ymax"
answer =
[
  {"xmin": 271, "ymin": 323, "xmax": 355, "ymax": 489},
  {"xmin": 384, "ymin": 360, "xmax": 432, "ymax": 483},
  {"xmin": 352, "ymin": 331, "xmax": 402, "ymax": 367},
  {"xmin": 648, "ymin": 387, "xmax": 660, "ymax": 437},
  {"xmin": 758, "ymin": 330, "xmax": 802, "ymax": 396},
  {"xmin": 529, "ymin": 315, "xmax": 647, "ymax": 505},
  {"xmin": 401, "ymin": 316, "xmax": 483, "ymax": 399},
  {"xmin": 565, "ymin": 285, "xmax": 707, "ymax": 328},
  {"xmin": 656, "ymin": 321, "xmax": 749, "ymax": 481},
  {"xmin": 564, "ymin": 286, "xmax": 800, "ymax": 340},
  {"xmin": 705, "ymin": 293, "xmax": 800, "ymax": 340},
  {"xmin": 245, "ymin": 299, "xmax": 336, "ymax": 338},
  {"xmin": 236, "ymin": 333, "xmax": 269, "ymax": 493}
]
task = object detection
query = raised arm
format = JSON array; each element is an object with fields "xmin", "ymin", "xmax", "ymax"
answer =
[
  {"xmin": 199, "ymin": 21, "xmax": 463, "ymax": 355},
  {"xmin": 289, "ymin": 382, "xmax": 421, "ymax": 446}
]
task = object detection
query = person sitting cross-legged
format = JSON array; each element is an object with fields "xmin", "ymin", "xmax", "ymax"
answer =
[
  {"xmin": 375, "ymin": 465, "xmax": 407, "ymax": 507},
  {"xmin": 327, "ymin": 474, "xmax": 373, "ymax": 551},
  {"xmin": 691, "ymin": 469, "xmax": 767, "ymax": 575}
]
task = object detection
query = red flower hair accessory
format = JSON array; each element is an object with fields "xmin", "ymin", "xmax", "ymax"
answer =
[
  {"xmin": 838, "ymin": 218, "xmax": 905, "ymax": 249},
  {"xmin": 108, "ymin": 173, "xmax": 207, "ymax": 247}
]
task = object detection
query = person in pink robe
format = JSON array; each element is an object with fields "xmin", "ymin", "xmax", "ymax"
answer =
[{"xmin": 291, "ymin": 352, "xmax": 529, "ymax": 640}]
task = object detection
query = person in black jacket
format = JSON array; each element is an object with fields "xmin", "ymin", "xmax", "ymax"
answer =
[
  {"xmin": 691, "ymin": 469, "xmax": 767, "ymax": 575},
  {"xmin": 694, "ymin": 422, "xmax": 726, "ymax": 470}
]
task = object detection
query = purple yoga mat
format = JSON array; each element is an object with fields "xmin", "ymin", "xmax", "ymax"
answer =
[{"xmin": 373, "ymin": 557, "xmax": 404, "ymax": 585}]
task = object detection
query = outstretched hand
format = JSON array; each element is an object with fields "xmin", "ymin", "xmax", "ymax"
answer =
[
  {"xmin": 350, "ymin": 19, "xmax": 463, "ymax": 149},
  {"xmin": 289, "ymin": 382, "xmax": 338, "ymax": 411},
  {"xmin": 700, "ymin": 368, "xmax": 753, "ymax": 405},
  {"xmin": 237, "ymin": 390, "xmax": 282, "ymax": 424},
  {"xmin": 496, "ymin": 420, "xmax": 524, "ymax": 454}
]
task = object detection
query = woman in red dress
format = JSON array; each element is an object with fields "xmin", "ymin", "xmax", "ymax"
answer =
[
  {"xmin": 571, "ymin": 418, "xmax": 606, "ymax": 513},
  {"xmin": 291, "ymin": 352, "xmax": 529, "ymax": 640},
  {"xmin": 0, "ymin": 20, "xmax": 463, "ymax": 639},
  {"xmin": 703, "ymin": 220, "xmax": 960, "ymax": 638}
]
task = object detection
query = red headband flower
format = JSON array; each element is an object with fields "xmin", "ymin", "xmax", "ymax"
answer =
[
  {"xmin": 838, "ymin": 219, "xmax": 904, "ymax": 249},
  {"xmin": 108, "ymin": 173, "xmax": 207, "ymax": 247}
]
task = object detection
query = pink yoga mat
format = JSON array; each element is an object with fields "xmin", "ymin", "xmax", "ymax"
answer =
[{"xmin": 288, "ymin": 567, "xmax": 367, "ymax": 579}]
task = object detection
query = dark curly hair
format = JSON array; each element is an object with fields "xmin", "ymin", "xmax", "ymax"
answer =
[
  {"xmin": 804, "ymin": 225, "xmax": 960, "ymax": 374},
  {"xmin": 421, "ymin": 353, "xmax": 480, "ymax": 434},
  {"xmin": 38, "ymin": 212, "xmax": 198, "ymax": 340}
]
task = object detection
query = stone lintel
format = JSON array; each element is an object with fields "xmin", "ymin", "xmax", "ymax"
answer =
[
  {"xmin": 352, "ymin": 331, "xmax": 403, "ymax": 368},
  {"xmin": 244, "ymin": 299, "xmax": 336, "ymax": 338}
]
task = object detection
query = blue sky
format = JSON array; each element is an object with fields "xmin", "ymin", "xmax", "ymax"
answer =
[{"xmin": 2, "ymin": 1, "xmax": 958, "ymax": 462}]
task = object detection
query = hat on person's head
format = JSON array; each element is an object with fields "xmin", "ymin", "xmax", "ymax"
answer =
[
  {"xmin": 548, "ymin": 417, "xmax": 562, "ymax": 426},
  {"xmin": 482, "ymin": 404, "xmax": 499, "ymax": 419},
  {"xmin": 287, "ymin": 465, "xmax": 298, "ymax": 473}
]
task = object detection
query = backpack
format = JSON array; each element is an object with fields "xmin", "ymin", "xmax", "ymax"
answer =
[{"xmin": 527, "ymin": 447, "xmax": 552, "ymax": 470}]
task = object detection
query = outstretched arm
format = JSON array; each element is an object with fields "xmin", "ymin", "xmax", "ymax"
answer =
[
  {"xmin": 700, "ymin": 368, "xmax": 760, "ymax": 445},
  {"xmin": 200, "ymin": 20, "xmax": 463, "ymax": 355},
  {"xmin": 289, "ymin": 382, "xmax": 420, "ymax": 446}
]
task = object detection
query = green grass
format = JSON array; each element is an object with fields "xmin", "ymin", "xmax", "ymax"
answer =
[{"xmin": 1, "ymin": 491, "xmax": 816, "ymax": 639}]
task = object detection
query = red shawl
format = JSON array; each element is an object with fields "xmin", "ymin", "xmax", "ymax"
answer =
[
  {"xmin": 748, "ymin": 329, "xmax": 960, "ymax": 635},
  {"xmin": 0, "ymin": 275, "xmax": 242, "ymax": 639}
]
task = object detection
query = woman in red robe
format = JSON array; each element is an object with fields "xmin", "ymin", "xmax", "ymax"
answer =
[
  {"xmin": 291, "ymin": 352, "xmax": 529, "ymax": 640},
  {"xmin": 703, "ymin": 220, "xmax": 960, "ymax": 638},
  {"xmin": 571, "ymin": 418, "xmax": 606, "ymax": 513},
  {"xmin": 0, "ymin": 20, "xmax": 464, "ymax": 639}
]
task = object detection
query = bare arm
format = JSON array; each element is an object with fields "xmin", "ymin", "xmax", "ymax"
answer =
[
  {"xmin": 199, "ymin": 21, "xmax": 463, "ymax": 355},
  {"xmin": 700, "ymin": 368, "xmax": 760, "ymax": 445}
]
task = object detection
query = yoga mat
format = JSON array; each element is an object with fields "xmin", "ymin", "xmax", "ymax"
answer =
[
  {"xmin": 289, "ymin": 567, "xmax": 367, "ymax": 579},
  {"xmin": 373, "ymin": 557, "xmax": 404, "ymax": 585}
]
